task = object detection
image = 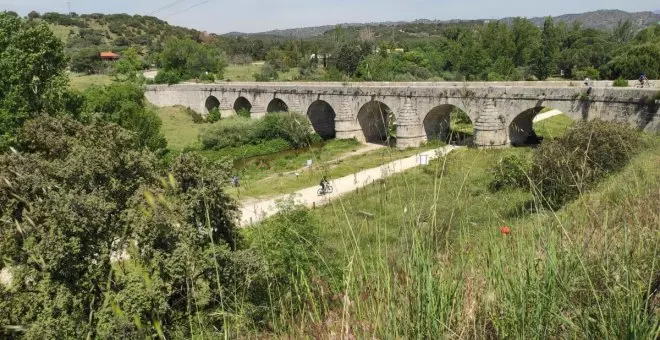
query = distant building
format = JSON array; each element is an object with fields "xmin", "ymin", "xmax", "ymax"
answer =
[{"xmin": 99, "ymin": 51, "xmax": 120, "ymax": 61}]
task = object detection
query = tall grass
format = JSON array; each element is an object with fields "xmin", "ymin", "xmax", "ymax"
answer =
[{"xmin": 246, "ymin": 131, "xmax": 659, "ymax": 338}]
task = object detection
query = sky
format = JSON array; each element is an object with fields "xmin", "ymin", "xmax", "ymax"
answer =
[{"xmin": 1, "ymin": 0, "xmax": 658, "ymax": 34}]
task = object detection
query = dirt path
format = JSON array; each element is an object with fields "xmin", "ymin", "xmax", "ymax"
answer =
[{"xmin": 240, "ymin": 145, "xmax": 458, "ymax": 226}]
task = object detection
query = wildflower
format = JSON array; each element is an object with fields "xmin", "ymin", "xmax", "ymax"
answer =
[{"xmin": 500, "ymin": 226, "xmax": 511, "ymax": 235}]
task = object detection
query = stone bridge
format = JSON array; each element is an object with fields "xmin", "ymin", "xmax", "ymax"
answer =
[{"xmin": 145, "ymin": 81, "xmax": 659, "ymax": 148}]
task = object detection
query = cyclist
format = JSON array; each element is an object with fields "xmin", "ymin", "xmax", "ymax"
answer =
[
  {"xmin": 639, "ymin": 73, "xmax": 649, "ymax": 87},
  {"xmin": 319, "ymin": 176, "xmax": 329, "ymax": 194}
]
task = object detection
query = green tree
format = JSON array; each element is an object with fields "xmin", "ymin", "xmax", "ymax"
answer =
[
  {"xmin": 158, "ymin": 38, "xmax": 227, "ymax": 83},
  {"xmin": 532, "ymin": 17, "xmax": 560, "ymax": 80},
  {"xmin": 0, "ymin": 13, "xmax": 68, "ymax": 148},
  {"xmin": 336, "ymin": 44, "xmax": 366, "ymax": 76},
  {"xmin": 0, "ymin": 116, "xmax": 263, "ymax": 338},
  {"xmin": 511, "ymin": 17, "xmax": 541, "ymax": 67},
  {"xmin": 112, "ymin": 47, "xmax": 142, "ymax": 81},
  {"xmin": 84, "ymin": 83, "xmax": 167, "ymax": 150},
  {"xmin": 69, "ymin": 47, "xmax": 104, "ymax": 74}
]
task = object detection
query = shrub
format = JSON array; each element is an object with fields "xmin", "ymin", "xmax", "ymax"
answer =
[
  {"xmin": 613, "ymin": 77, "xmax": 629, "ymax": 87},
  {"xmin": 531, "ymin": 120, "xmax": 644, "ymax": 208},
  {"xmin": 258, "ymin": 112, "xmax": 318, "ymax": 149},
  {"xmin": 154, "ymin": 69, "xmax": 182, "ymax": 84},
  {"xmin": 236, "ymin": 108, "xmax": 251, "ymax": 118},
  {"xmin": 490, "ymin": 153, "xmax": 532, "ymax": 192},
  {"xmin": 185, "ymin": 107, "xmax": 205, "ymax": 124},
  {"xmin": 199, "ymin": 72, "xmax": 216, "ymax": 82},
  {"xmin": 207, "ymin": 107, "xmax": 221, "ymax": 123},
  {"xmin": 200, "ymin": 116, "xmax": 259, "ymax": 149},
  {"xmin": 254, "ymin": 63, "xmax": 278, "ymax": 82}
]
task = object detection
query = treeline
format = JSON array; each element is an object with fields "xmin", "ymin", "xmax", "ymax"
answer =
[{"xmin": 11, "ymin": 10, "xmax": 660, "ymax": 82}]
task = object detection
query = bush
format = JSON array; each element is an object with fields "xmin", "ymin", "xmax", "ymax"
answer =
[
  {"xmin": 200, "ymin": 112, "xmax": 318, "ymax": 151},
  {"xmin": 490, "ymin": 153, "xmax": 532, "ymax": 192},
  {"xmin": 236, "ymin": 108, "xmax": 251, "ymax": 118},
  {"xmin": 207, "ymin": 107, "xmax": 221, "ymax": 123},
  {"xmin": 154, "ymin": 69, "xmax": 182, "ymax": 84},
  {"xmin": 199, "ymin": 72, "xmax": 216, "ymax": 82},
  {"xmin": 254, "ymin": 63, "xmax": 278, "ymax": 82},
  {"xmin": 531, "ymin": 120, "xmax": 644, "ymax": 208},
  {"xmin": 186, "ymin": 107, "xmax": 205, "ymax": 123},
  {"xmin": 613, "ymin": 77, "xmax": 628, "ymax": 87},
  {"xmin": 200, "ymin": 116, "xmax": 260, "ymax": 149},
  {"xmin": 211, "ymin": 138, "xmax": 292, "ymax": 160}
]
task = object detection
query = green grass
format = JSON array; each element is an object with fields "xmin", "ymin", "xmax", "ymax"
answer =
[
  {"xmin": 534, "ymin": 114, "xmax": 574, "ymax": 139},
  {"xmin": 248, "ymin": 124, "xmax": 659, "ymax": 338},
  {"xmin": 69, "ymin": 73, "xmax": 114, "ymax": 91},
  {"xmin": 47, "ymin": 23, "xmax": 77, "ymax": 43},
  {"xmin": 155, "ymin": 105, "xmax": 207, "ymax": 151}
]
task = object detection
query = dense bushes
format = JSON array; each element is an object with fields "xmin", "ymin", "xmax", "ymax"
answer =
[
  {"xmin": 84, "ymin": 83, "xmax": 167, "ymax": 150},
  {"xmin": 200, "ymin": 112, "xmax": 320, "ymax": 154},
  {"xmin": 532, "ymin": 120, "xmax": 644, "ymax": 207},
  {"xmin": 489, "ymin": 120, "xmax": 645, "ymax": 208},
  {"xmin": 489, "ymin": 153, "xmax": 532, "ymax": 192},
  {"xmin": 613, "ymin": 77, "xmax": 629, "ymax": 87}
]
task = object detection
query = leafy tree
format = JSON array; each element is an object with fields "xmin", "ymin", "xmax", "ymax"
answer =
[
  {"xmin": 0, "ymin": 116, "xmax": 263, "ymax": 338},
  {"xmin": 511, "ymin": 17, "xmax": 540, "ymax": 67},
  {"xmin": 69, "ymin": 47, "xmax": 105, "ymax": 74},
  {"xmin": 0, "ymin": 12, "xmax": 68, "ymax": 149},
  {"xmin": 112, "ymin": 47, "xmax": 142, "ymax": 81},
  {"xmin": 159, "ymin": 38, "xmax": 227, "ymax": 82},
  {"xmin": 27, "ymin": 11, "xmax": 40, "ymax": 20},
  {"xmin": 336, "ymin": 44, "xmax": 366, "ymax": 76},
  {"xmin": 532, "ymin": 17, "xmax": 560, "ymax": 80},
  {"xmin": 83, "ymin": 83, "xmax": 167, "ymax": 150}
]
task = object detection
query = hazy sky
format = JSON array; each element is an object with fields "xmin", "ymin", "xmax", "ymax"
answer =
[{"xmin": 1, "ymin": 0, "xmax": 658, "ymax": 33}]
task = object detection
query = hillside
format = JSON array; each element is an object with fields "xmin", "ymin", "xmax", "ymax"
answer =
[
  {"xmin": 34, "ymin": 12, "xmax": 202, "ymax": 61},
  {"xmin": 229, "ymin": 9, "xmax": 660, "ymax": 38}
]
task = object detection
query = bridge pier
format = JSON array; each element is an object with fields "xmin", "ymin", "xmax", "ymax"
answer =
[
  {"xmin": 473, "ymin": 99, "xmax": 508, "ymax": 148},
  {"xmin": 335, "ymin": 97, "xmax": 362, "ymax": 140},
  {"xmin": 396, "ymin": 98, "xmax": 426, "ymax": 149}
]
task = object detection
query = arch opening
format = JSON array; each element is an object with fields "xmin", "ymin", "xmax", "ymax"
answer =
[
  {"xmin": 357, "ymin": 101, "xmax": 393, "ymax": 145},
  {"xmin": 509, "ymin": 107, "xmax": 572, "ymax": 146},
  {"xmin": 233, "ymin": 97, "xmax": 252, "ymax": 117},
  {"xmin": 423, "ymin": 105, "xmax": 474, "ymax": 145},
  {"xmin": 267, "ymin": 98, "xmax": 289, "ymax": 113},
  {"xmin": 306, "ymin": 100, "xmax": 336, "ymax": 140},
  {"xmin": 205, "ymin": 95, "xmax": 220, "ymax": 114}
]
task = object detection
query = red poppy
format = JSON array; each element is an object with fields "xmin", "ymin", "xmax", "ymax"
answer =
[{"xmin": 500, "ymin": 226, "xmax": 511, "ymax": 235}]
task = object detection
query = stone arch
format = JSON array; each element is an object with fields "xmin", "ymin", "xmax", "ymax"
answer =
[
  {"xmin": 233, "ymin": 97, "xmax": 252, "ymax": 116},
  {"xmin": 423, "ymin": 104, "xmax": 474, "ymax": 144},
  {"xmin": 357, "ymin": 101, "xmax": 392, "ymax": 144},
  {"xmin": 306, "ymin": 100, "xmax": 336, "ymax": 139},
  {"xmin": 509, "ymin": 107, "xmax": 571, "ymax": 146},
  {"xmin": 267, "ymin": 98, "xmax": 289, "ymax": 113},
  {"xmin": 205, "ymin": 95, "xmax": 220, "ymax": 113}
]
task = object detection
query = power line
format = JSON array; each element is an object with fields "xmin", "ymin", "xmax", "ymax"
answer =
[
  {"xmin": 148, "ymin": 0, "xmax": 191, "ymax": 15},
  {"xmin": 164, "ymin": 0, "xmax": 213, "ymax": 18}
]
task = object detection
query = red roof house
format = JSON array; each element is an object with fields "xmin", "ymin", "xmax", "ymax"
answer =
[{"xmin": 99, "ymin": 51, "xmax": 120, "ymax": 61}]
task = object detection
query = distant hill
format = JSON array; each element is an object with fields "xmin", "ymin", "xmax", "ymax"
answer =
[{"xmin": 227, "ymin": 10, "xmax": 660, "ymax": 38}]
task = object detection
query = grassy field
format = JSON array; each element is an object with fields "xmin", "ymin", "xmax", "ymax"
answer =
[
  {"xmin": 154, "ymin": 105, "xmax": 207, "ymax": 151},
  {"xmin": 68, "ymin": 73, "xmax": 114, "ymax": 91},
  {"xmin": 534, "ymin": 113, "xmax": 574, "ymax": 138},
  {"xmin": 251, "ymin": 123, "xmax": 660, "ymax": 338}
]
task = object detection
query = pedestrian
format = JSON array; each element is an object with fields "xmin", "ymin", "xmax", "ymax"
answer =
[
  {"xmin": 583, "ymin": 77, "xmax": 590, "ymax": 86},
  {"xmin": 232, "ymin": 175, "xmax": 239, "ymax": 187}
]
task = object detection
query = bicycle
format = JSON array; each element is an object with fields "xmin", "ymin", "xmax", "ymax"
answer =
[
  {"xmin": 636, "ymin": 80, "xmax": 652, "ymax": 88},
  {"xmin": 317, "ymin": 184, "xmax": 333, "ymax": 196}
]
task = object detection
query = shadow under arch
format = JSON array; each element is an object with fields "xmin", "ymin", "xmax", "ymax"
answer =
[
  {"xmin": 306, "ymin": 100, "xmax": 336, "ymax": 139},
  {"xmin": 205, "ymin": 95, "xmax": 220, "ymax": 113},
  {"xmin": 233, "ymin": 97, "xmax": 252, "ymax": 116},
  {"xmin": 357, "ymin": 101, "xmax": 393, "ymax": 145},
  {"xmin": 509, "ymin": 107, "xmax": 573, "ymax": 146},
  {"xmin": 267, "ymin": 98, "xmax": 289, "ymax": 113},
  {"xmin": 423, "ymin": 104, "xmax": 474, "ymax": 145}
]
